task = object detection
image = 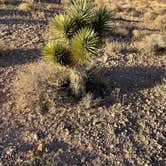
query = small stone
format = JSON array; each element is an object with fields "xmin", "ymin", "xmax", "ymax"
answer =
[
  {"xmin": 132, "ymin": 29, "xmax": 141, "ymax": 39},
  {"xmin": 124, "ymin": 152, "xmax": 130, "ymax": 159},
  {"xmin": 37, "ymin": 143, "xmax": 43, "ymax": 152},
  {"xmin": 33, "ymin": 133, "xmax": 38, "ymax": 141},
  {"xmin": 126, "ymin": 54, "xmax": 133, "ymax": 63},
  {"xmin": 5, "ymin": 147, "xmax": 13, "ymax": 156},
  {"xmin": 26, "ymin": 150, "xmax": 34, "ymax": 159}
]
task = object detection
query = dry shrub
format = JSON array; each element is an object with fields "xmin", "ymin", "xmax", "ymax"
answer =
[
  {"xmin": 95, "ymin": 0, "xmax": 120, "ymax": 11},
  {"xmin": 137, "ymin": 34, "xmax": 166, "ymax": 55},
  {"xmin": 105, "ymin": 40, "xmax": 128, "ymax": 57},
  {"xmin": 154, "ymin": 15, "xmax": 166, "ymax": 29},
  {"xmin": 13, "ymin": 61, "xmax": 91, "ymax": 112},
  {"xmin": 13, "ymin": 61, "xmax": 71, "ymax": 112},
  {"xmin": 131, "ymin": 29, "xmax": 142, "ymax": 40},
  {"xmin": 143, "ymin": 11, "xmax": 158, "ymax": 21},
  {"xmin": 0, "ymin": 40, "xmax": 3, "ymax": 55},
  {"xmin": 17, "ymin": 2, "xmax": 32, "ymax": 12},
  {"xmin": 114, "ymin": 26, "xmax": 129, "ymax": 38},
  {"xmin": 13, "ymin": 60, "xmax": 113, "ymax": 112}
]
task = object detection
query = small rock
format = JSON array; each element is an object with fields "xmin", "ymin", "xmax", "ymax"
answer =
[
  {"xmin": 37, "ymin": 143, "xmax": 43, "ymax": 152},
  {"xmin": 26, "ymin": 150, "xmax": 34, "ymax": 159},
  {"xmin": 124, "ymin": 152, "xmax": 130, "ymax": 159},
  {"xmin": 126, "ymin": 54, "xmax": 133, "ymax": 63},
  {"xmin": 33, "ymin": 133, "xmax": 38, "ymax": 141},
  {"xmin": 17, "ymin": 3, "xmax": 31, "ymax": 12},
  {"xmin": 132, "ymin": 29, "xmax": 141, "ymax": 39}
]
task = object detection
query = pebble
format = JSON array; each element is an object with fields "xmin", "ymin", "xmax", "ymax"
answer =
[{"xmin": 37, "ymin": 143, "xmax": 43, "ymax": 152}]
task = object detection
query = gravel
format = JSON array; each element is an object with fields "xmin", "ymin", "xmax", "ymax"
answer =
[{"xmin": 0, "ymin": 1, "xmax": 166, "ymax": 166}]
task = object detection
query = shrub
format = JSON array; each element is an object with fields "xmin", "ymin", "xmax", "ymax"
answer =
[
  {"xmin": 43, "ymin": 42, "xmax": 72, "ymax": 66},
  {"xmin": 13, "ymin": 61, "xmax": 89, "ymax": 111},
  {"xmin": 43, "ymin": 0, "xmax": 111, "ymax": 66},
  {"xmin": 70, "ymin": 27, "xmax": 99, "ymax": 65},
  {"xmin": 13, "ymin": 62, "xmax": 71, "ymax": 112},
  {"xmin": 137, "ymin": 34, "xmax": 166, "ymax": 55},
  {"xmin": 0, "ymin": 40, "xmax": 3, "ymax": 55}
]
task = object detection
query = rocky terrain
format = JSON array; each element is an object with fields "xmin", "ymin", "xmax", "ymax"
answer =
[{"xmin": 0, "ymin": 0, "xmax": 166, "ymax": 165}]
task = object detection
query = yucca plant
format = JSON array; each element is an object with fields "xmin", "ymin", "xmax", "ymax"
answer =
[
  {"xmin": 43, "ymin": 0, "xmax": 110, "ymax": 66},
  {"xmin": 71, "ymin": 27, "xmax": 98, "ymax": 65},
  {"xmin": 50, "ymin": 14, "xmax": 75, "ymax": 41},
  {"xmin": 43, "ymin": 0, "xmax": 111, "ymax": 67},
  {"xmin": 43, "ymin": 42, "xmax": 71, "ymax": 66},
  {"xmin": 91, "ymin": 7, "xmax": 111, "ymax": 39},
  {"xmin": 43, "ymin": 0, "xmax": 111, "ymax": 97},
  {"xmin": 67, "ymin": 0, "xmax": 94, "ymax": 30}
]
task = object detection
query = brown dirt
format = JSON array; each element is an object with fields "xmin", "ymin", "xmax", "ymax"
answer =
[{"xmin": 0, "ymin": 0, "xmax": 166, "ymax": 166}]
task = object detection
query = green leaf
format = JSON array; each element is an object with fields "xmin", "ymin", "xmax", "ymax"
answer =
[
  {"xmin": 71, "ymin": 27, "xmax": 98, "ymax": 65},
  {"xmin": 42, "ymin": 42, "xmax": 71, "ymax": 66},
  {"xmin": 68, "ymin": 0, "xmax": 94, "ymax": 29},
  {"xmin": 92, "ymin": 7, "xmax": 111, "ymax": 38},
  {"xmin": 50, "ymin": 14, "xmax": 75, "ymax": 41}
]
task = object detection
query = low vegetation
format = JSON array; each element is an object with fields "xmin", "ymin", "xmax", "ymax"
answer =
[
  {"xmin": 43, "ymin": 0, "xmax": 110, "ymax": 66},
  {"xmin": 42, "ymin": 0, "xmax": 111, "ymax": 97},
  {"xmin": 0, "ymin": 41, "xmax": 2, "ymax": 55},
  {"xmin": 14, "ymin": 0, "xmax": 111, "ymax": 111},
  {"xmin": 1, "ymin": 0, "xmax": 166, "ymax": 165}
]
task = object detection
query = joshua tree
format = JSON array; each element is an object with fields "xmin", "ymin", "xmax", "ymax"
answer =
[
  {"xmin": 43, "ymin": 0, "xmax": 110, "ymax": 67},
  {"xmin": 42, "ymin": 0, "xmax": 111, "ymax": 97}
]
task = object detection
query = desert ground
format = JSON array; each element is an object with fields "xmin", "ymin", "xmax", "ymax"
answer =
[{"xmin": 0, "ymin": 0, "xmax": 166, "ymax": 165}]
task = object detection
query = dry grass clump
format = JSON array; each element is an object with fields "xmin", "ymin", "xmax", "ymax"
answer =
[
  {"xmin": 154, "ymin": 15, "xmax": 166, "ymax": 29},
  {"xmin": 137, "ymin": 34, "xmax": 166, "ymax": 55},
  {"xmin": 131, "ymin": 29, "xmax": 142, "ymax": 40},
  {"xmin": 13, "ymin": 60, "xmax": 113, "ymax": 112},
  {"xmin": 0, "ymin": 40, "xmax": 3, "ymax": 55},
  {"xmin": 17, "ymin": 2, "xmax": 32, "ymax": 12},
  {"xmin": 13, "ymin": 61, "xmax": 71, "ymax": 112},
  {"xmin": 143, "ymin": 11, "xmax": 158, "ymax": 21},
  {"xmin": 13, "ymin": 61, "xmax": 94, "ymax": 112},
  {"xmin": 95, "ymin": 0, "xmax": 120, "ymax": 12}
]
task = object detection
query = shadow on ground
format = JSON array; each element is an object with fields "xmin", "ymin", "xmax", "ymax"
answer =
[
  {"xmin": 109, "ymin": 17, "xmax": 160, "ymax": 42},
  {"xmin": 1, "ymin": 138, "xmax": 96, "ymax": 165},
  {"xmin": 0, "ymin": 48, "xmax": 41, "ymax": 67},
  {"xmin": 87, "ymin": 65, "xmax": 166, "ymax": 98},
  {"xmin": 0, "ymin": 0, "xmax": 61, "ymax": 5},
  {"xmin": 0, "ymin": 18, "xmax": 48, "ymax": 25}
]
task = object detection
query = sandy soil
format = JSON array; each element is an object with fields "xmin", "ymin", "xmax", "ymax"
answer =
[{"xmin": 0, "ymin": 0, "xmax": 166, "ymax": 165}]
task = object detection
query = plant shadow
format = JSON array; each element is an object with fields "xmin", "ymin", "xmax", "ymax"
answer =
[
  {"xmin": 0, "ymin": 48, "xmax": 41, "ymax": 67},
  {"xmin": 0, "ymin": 18, "xmax": 48, "ymax": 25},
  {"xmin": 87, "ymin": 65, "xmax": 166, "ymax": 106},
  {"xmin": 1, "ymin": 137, "xmax": 96, "ymax": 165},
  {"xmin": 109, "ymin": 17, "xmax": 160, "ymax": 42}
]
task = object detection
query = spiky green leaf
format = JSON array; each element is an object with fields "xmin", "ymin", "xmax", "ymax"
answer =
[
  {"xmin": 68, "ymin": 0, "xmax": 94, "ymax": 29},
  {"xmin": 42, "ymin": 42, "xmax": 71, "ymax": 66},
  {"xmin": 50, "ymin": 14, "xmax": 75, "ymax": 41},
  {"xmin": 92, "ymin": 7, "xmax": 111, "ymax": 38},
  {"xmin": 71, "ymin": 27, "xmax": 98, "ymax": 65}
]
